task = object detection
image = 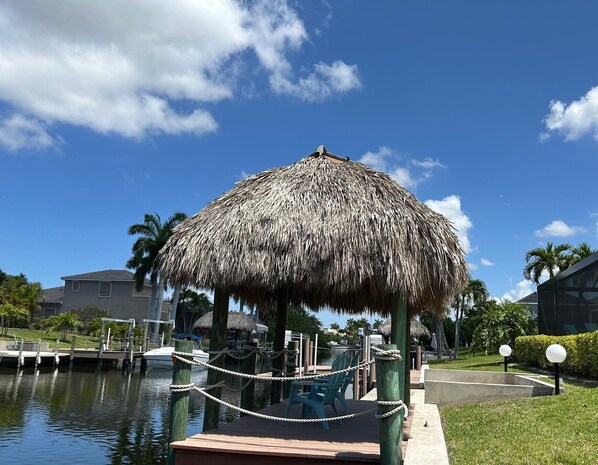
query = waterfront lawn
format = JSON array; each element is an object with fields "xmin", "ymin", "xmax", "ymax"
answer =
[
  {"xmin": 434, "ymin": 352, "xmax": 598, "ymax": 465},
  {"xmin": 0, "ymin": 328, "xmax": 98, "ymax": 348},
  {"xmin": 427, "ymin": 350, "xmax": 528, "ymax": 373}
]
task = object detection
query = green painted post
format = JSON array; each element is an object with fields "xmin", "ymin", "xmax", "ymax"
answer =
[
  {"xmin": 284, "ymin": 340, "xmax": 298, "ymax": 399},
  {"xmin": 167, "ymin": 339, "xmax": 193, "ymax": 465},
  {"xmin": 375, "ymin": 343, "xmax": 403, "ymax": 465},
  {"xmin": 203, "ymin": 287, "xmax": 229, "ymax": 431},
  {"xmin": 390, "ymin": 293, "xmax": 408, "ymax": 405},
  {"xmin": 270, "ymin": 288, "xmax": 288, "ymax": 404},
  {"xmin": 240, "ymin": 341, "xmax": 258, "ymax": 415}
]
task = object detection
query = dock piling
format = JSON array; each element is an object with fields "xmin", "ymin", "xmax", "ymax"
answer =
[
  {"xmin": 240, "ymin": 341, "xmax": 257, "ymax": 414},
  {"xmin": 375, "ymin": 343, "xmax": 403, "ymax": 465},
  {"xmin": 167, "ymin": 339, "xmax": 193, "ymax": 465},
  {"xmin": 283, "ymin": 340, "xmax": 298, "ymax": 399}
]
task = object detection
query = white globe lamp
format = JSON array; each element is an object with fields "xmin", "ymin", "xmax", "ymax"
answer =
[
  {"xmin": 499, "ymin": 344, "xmax": 512, "ymax": 372},
  {"xmin": 545, "ymin": 344, "xmax": 567, "ymax": 395}
]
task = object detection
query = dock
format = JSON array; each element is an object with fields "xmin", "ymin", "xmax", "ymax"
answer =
[
  {"xmin": 172, "ymin": 398, "xmax": 412, "ymax": 465},
  {"xmin": 171, "ymin": 369, "xmax": 421, "ymax": 465}
]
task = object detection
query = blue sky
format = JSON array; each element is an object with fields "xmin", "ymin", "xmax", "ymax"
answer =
[{"xmin": 1, "ymin": 1, "xmax": 597, "ymax": 327}]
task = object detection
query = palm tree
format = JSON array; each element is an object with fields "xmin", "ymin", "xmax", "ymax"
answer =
[
  {"xmin": 523, "ymin": 242, "xmax": 572, "ymax": 284},
  {"xmin": 566, "ymin": 242, "xmax": 598, "ymax": 267},
  {"xmin": 126, "ymin": 212, "xmax": 187, "ymax": 337},
  {"xmin": 453, "ymin": 278, "xmax": 489, "ymax": 358},
  {"xmin": 46, "ymin": 312, "xmax": 81, "ymax": 341}
]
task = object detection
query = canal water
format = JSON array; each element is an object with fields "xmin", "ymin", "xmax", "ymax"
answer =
[{"xmin": 0, "ymin": 365, "xmax": 272, "ymax": 465}]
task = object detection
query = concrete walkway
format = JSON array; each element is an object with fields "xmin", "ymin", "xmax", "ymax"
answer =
[{"xmin": 403, "ymin": 389, "xmax": 449, "ymax": 465}]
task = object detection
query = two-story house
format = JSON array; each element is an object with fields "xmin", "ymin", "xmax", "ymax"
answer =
[{"xmin": 40, "ymin": 269, "xmax": 170, "ymax": 323}]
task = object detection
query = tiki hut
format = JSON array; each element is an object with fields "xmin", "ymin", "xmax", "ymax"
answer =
[
  {"xmin": 194, "ymin": 311, "xmax": 258, "ymax": 332},
  {"xmin": 159, "ymin": 146, "xmax": 467, "ymax": 423},
  {"xmin": 160, "ymin": 147, "xmax": 467, "ymax": 315},
  {"xmin": 377, "ymin": 318, "xmax": 431, "ymax": 341}
]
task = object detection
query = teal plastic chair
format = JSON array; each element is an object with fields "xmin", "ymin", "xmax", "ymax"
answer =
[
  {"xmin": 563, "ymin": 324, "xmax": 578, "ymax": 335},
  {"xmin": 312, "ymin": 350, "xmax": 360, "ymax": 414},
  {"xmin": 284, "ymin": 350, "xmax": 353, "ymax": 429},
  {"xmin": 585, "ymin": 323, "xmax": 598, "ymax": 332}
]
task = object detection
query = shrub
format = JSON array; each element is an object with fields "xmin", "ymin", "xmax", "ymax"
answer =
[{"xmin": 515, "ymin": 332, "xmax": 598, "ymax": 378}]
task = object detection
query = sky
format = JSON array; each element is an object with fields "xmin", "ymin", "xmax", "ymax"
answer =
[{"xmin": 1, "ymin": 1, "xmax": 597, "ymax": 327}]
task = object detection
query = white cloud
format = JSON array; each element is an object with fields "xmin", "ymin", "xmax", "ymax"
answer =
[
  {"xmin": 0, "ymin": 114, "xmax": 62, "ymax": 152},
  {"xmin": 468, "ymin": 262, "xmax": 478, "ymax": 271},
  {"xmin": 0, "ymin": 0, "xmax": 360, "ymax": 151},
  {"xmin": 425, "ymin": 195, "xmax": 473, "ymax": 254},
  {"xmin": 534, "ymin": 220, "xmax": 587, "ymax": 238},
  {"xmin": 543, "ymin": 86, "xmax": 598, "ymax": 141},
  {"xmin": 502, "ymin": 279, "xmax": 534, "ymax": 302},
  {"xmin": 480, "ymin": 258, "xmax": 494, "ymax": 266},
  {"xmin": 359, "ymin": 147, "xmax": 444, "ymax": 189},
  {"xmin": 595, "ymin": 222, "xmax": 598, "ymax": 237}
]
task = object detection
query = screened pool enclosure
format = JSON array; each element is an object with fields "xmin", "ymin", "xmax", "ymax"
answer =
[{"xmin": 537, "ymin": 252, "xmax": 598, "ymax": 335}]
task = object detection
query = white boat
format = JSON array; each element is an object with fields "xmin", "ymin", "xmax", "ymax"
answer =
[{"xmin": 143, "ymin": 346, "xmax": 209, "ymax": 371}]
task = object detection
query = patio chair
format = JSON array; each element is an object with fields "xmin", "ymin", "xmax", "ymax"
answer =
[
  {"xmin": 312, "ymin": 350, "xmax": 361, "ymax": 414},
  {"xmin": 585, "ymin": 323, "xmax": 598, "ymax": 332},
  {"xmin": 284, "ymin": 350, "xmax": 353, "ymax": 429},
  {"xmin": 563, "ymin": 325, "xmax": 578, "ymax": 335}
]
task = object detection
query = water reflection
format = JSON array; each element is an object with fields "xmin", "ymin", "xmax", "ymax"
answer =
[{"xmin": 0, "ymin": 365, "xmax": 270, "ymax": 465}]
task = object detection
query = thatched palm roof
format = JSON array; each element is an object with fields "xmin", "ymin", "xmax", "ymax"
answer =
[
  {"xmin": 378, "ymin": 318, "xmax": 431, "ymax": 339},
  {"xmin": 193, "ymin": 311, "xmax": 257, "ymax": 332},
  {"xmin": 159, "ymin": 147, "xmax": 468, "ymax": 315}
]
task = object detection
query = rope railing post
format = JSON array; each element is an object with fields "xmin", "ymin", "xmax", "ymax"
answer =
[
  {"xmin": 167, "ymin": 339, "xmax": 193, "ymax": 465},
  {"xmin": 375, "ymin": 344, "xmax": 403, "ymax": 465},
  {"xmin": 240, "ymin": 341, "xmax": 258, "ymax": 415},
  {"xmin": 284, "ymin": 341, "xmax": 298, "ymax": 399}
]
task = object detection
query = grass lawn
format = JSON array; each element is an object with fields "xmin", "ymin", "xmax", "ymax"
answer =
[
  {"xmin": 431, "ymin": 351, "xmax": 598, "ymax": 465},
  {"xmin": 0, "ymin": 328, "xmax": 99, "ymax": 349}
]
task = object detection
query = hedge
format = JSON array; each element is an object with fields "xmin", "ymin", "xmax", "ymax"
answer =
[{"xmin": 515, "ymin": 332, "xmax": 598, "ymax": 379}]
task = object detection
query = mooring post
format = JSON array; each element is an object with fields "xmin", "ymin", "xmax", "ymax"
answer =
[
  {"xmin": 390, "ymin": 293, "xmax": 408, "ymax": 406},
  {"xmin": 375, "ymin": 343, "xmax": 403, "ymax": 465},
  {"xmin": 240, "ymin": 341, "xmax": 258, "ymax": 414},
  {"xmin": 70, "ymin": 335, "xmax": 76, "ymax": 368},
  {"xmin": 54, "ymin": 339, "xmax": 60, "ymax": 367},
  {"xmin": 35, "ymin": 338, "xmax": 42, "ymax": 368},
  {"xmin": 284, "ymin": 340, "xmax": 298, "ymax": 399},
  {"xmin": 167, "ymin": 339, "xmax": 193, "ymax": 465},
  {"xmin": 17, "ymin": 339, "xmax": 24, "ymax": 369}
]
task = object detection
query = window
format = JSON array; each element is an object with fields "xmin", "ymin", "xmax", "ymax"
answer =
[
  {"xmin": 99, "ymin": 281, "xmax": 112, "ymax": 297},
  {"xmin": 72, "ymin": 281, "xmax": 80, "ymax": 292}
]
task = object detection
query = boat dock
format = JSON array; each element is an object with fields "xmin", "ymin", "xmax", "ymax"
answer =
[
  {"xmin": 0, "ymin": 348, "xmax": 145, "ymax": 368},
  {"xmin": 172, "ymin": 398, "xmax": 412, "ymax": 465},
  {"xmin": 171, "ymin": 370, "xmax": 421, "ymax": 465}
]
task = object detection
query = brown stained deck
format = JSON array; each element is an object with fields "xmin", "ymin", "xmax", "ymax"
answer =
[{"xmin": 172, "ymin": 398, "xmax": 413, "ymax": 465}]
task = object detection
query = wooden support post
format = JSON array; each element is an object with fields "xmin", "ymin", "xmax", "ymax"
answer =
[
  {"xmin": 35, "ymin": 338, "xmax": 42, "ymax": 368},
  {"xmin": 416, "ymin": 344, "xmax": 422, "ymax": 370},
  {"xmin": 17, "ymin": 339, "xmax": 24, "ymax": 369},
  {"xmin": 353, "ymin": 361, "xmax": 359, "ymax": 400},
  {"xmin": 403, "ymin": 319, "xmax": 411, "ymax": 407},
  {"xmin": 240, "ymin": 341, "xmax": 257, "ymax": 415},
  {"xmin": 203, "ymin": 287, "xmax": 229, "ymax": 432},
  {"xmin": 142, "ymin": 324, "xmax": 148, "ymax": 352},
  {"xmin": 166, "ymin": 339, "xmax": 193, "ymax": 465},
  {"xmin": 270, "ymin": 288, "xmax": 288, "ymax": 404},
  {"xmin": 54, "ymin": 339, "xmax": 60, "ymax": 367},
  {"xmin": 375, "ymin": 343, "xmax": 403, "ymax": 465},
  {"xmin": 390, "ymin": 293, "xmax": 408, "ymax": 406},
  {"xmin": 70, "ymin": 335, "xmax": 76, "ymax": 368},
  {"xmin": 284, "ymin": 341, "xmax": 298, "ymax": 399}
]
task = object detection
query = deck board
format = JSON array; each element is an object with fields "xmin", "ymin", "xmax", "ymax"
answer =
[{"xmin": 172, "ymin": 398, "xmax": 411, "ymax": 465}]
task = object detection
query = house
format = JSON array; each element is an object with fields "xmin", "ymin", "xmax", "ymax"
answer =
[
  {"xmin": 537, "ymin": 252, "xmax": 598, "ymax": 335},
  {"xmin": 39, "ymin": 269, "xmax": 171, "ymax": 323}
]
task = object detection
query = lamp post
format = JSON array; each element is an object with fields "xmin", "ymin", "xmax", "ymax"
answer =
[
  {"xmin": 545, "ymin": 344, "xmax": 567, "ymax": 395},
  {"xmin": 499, "ymin": 345, "xmax": 512, "ymax": 372}
]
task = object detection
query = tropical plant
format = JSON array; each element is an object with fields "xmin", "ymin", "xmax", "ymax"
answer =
[
  {"xmin": 175, "ymin": 289, "xmax": 213, "ymax": 332},
  {"xmin": 471, "ymin": 301, "xmax": 531, "ymax": 354},
  {"xmin": 452, "ymin": 278, "xmax": 489, "ymax": 357},
  {"xmin": 126, "ymin": 211, "xmax": 187, "ymax": 336},
  {"xmin": 46, "ymin": 312, "xmax": 82, "ymax": 341},
  {"xmin": 0, "ymin": 273, "xmax": 42, "ymax": 332},
  {"xmin": 523, "ymin": 242, "xmax": 572, "ymax": 284}
]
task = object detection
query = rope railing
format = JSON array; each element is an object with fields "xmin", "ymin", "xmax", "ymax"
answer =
[{"xmin": 169, "ymin": 346, "xmax": 406, "ymax": 424}]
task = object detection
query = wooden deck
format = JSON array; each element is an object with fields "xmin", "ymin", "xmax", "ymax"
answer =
[{"xmin": 172, "ymin": 398, "xmax": 412, "ymax": 465}]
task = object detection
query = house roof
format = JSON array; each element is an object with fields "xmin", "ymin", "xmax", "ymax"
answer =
[
  {"xmin": 61, "ymin": 269, "xmax": 150, "ymax": 285},
  {"xmin": 516, "ymin": 291, "xmax": 538, "ymax": 308},
  {"xmin": 42, "ymin": 286, "xmax": 64, "ymax": 304}
]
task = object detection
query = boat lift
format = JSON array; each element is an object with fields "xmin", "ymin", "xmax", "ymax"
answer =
[
  {"xmin": 100, "ymin": 317, "xmax": 136, "ymax": 351},
  {"xmin": 142, "ymin": 319, "xmax": 175, "ymax": 351}
]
